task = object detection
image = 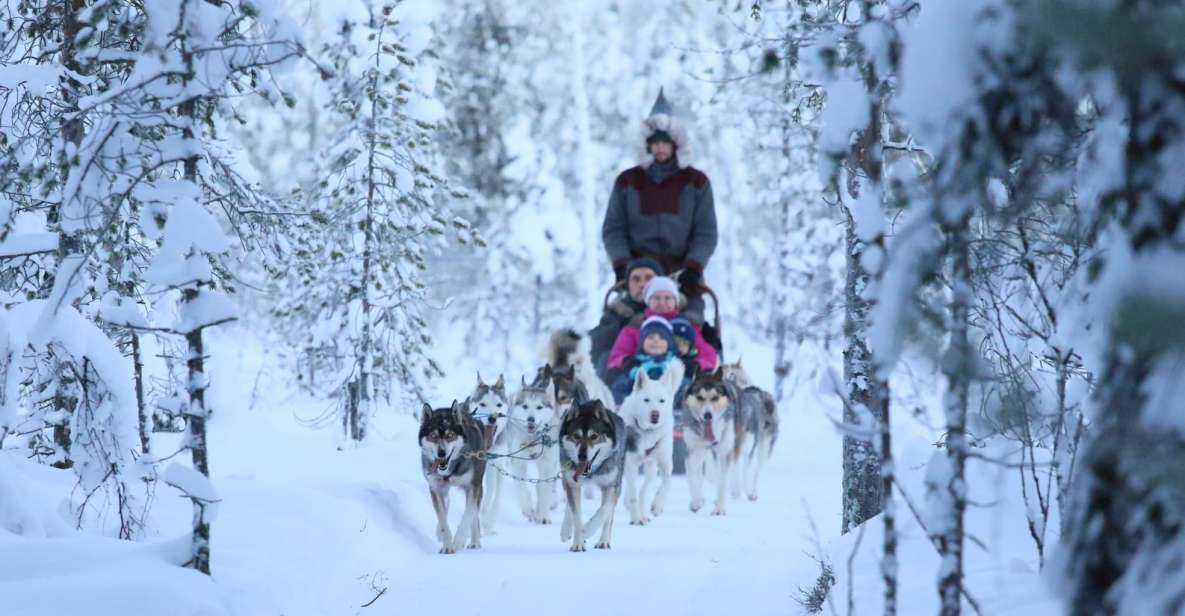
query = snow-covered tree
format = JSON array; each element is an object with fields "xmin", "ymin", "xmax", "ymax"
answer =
[
  {"xmin": 873, "ymin": 0, "xmax": 1084, "ymax": 612},
  {"xmin": 289, "ymin": 0, "xmax": 461, "ymax": 440},
  {"xmin": 741, "ymin": 1, "xmax": 839, "ymax": 402},
  {"xmin": 1050, "ymin": 3, "xmax": 1185, "ymax": 612},
  {"xmin": 806, "ymin": 0, "xmax": 900, "ymax": 538}
]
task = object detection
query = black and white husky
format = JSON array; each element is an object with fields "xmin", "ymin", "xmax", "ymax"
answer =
[
  {"xmin": 720, "ymin": 360, "xmax": 780, "ymax": 501},
  {"xmin": 419, "ymin": 401, "xmax": 486, "ymax": 554},
  {"xmin": 682, "ymin": 368, "xmax": 744, "ymax": 516},
  {"xmin": 509, "ymin": 375, "xmax": 562, "ymax": 524},
  {"xmin": 619, "ymin": 362, "xmax": 682, "ymax": 525},
  {"xmin": 559, "ymin": 400, "xmax": 626, "ymax": 551},
  {"xmin": 467, "ymin": 373, "xmax": 510, "ymax": 534}
]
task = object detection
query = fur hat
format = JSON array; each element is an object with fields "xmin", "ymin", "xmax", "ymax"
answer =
[
  {"xmin": 669, "ymin": 315, "xmax": 695, "ymax": 342},
  {"xmin": 627, "ymin": 256, "xmax": 664, "ymax": 278},
  {"xmin": 643, "ymin": 276, "xmax": 679, "ymax": 304},
  {"xmin": 639, "ymin": 88, "xmax": 692, "ymax": 169},
  {"xmin": 638, "ymin": 315, "xmax": 675, "ymax": 352}
]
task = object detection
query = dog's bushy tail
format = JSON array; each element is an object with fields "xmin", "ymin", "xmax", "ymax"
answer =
[
  {"xmin": 726, "ymin": 381, "xmax": 747, "ymax": 465},
  {"xmin": 546, "ymin": 328, "xmax": 583, "ymax": 369},
  {"xmin": 763, "ymin": 389, "xmax": 779, "ymax": 454}
]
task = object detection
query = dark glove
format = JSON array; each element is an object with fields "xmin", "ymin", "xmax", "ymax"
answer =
[{"xmin": 677, "ymin": 267, "xmax": 701, "ymax": 291}]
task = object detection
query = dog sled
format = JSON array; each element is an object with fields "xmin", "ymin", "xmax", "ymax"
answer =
[{"xmin": 599, "ymin": 280, "xmax": 725, "ymax": 476}]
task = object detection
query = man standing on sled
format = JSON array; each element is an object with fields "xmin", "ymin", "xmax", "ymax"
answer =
[{"xmin": 600, "ymin": 88, "xmax": 718, "ymax": 329}]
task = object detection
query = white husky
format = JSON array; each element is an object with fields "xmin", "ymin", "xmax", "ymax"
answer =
[
  {"xmin": 508, "ymin": 375, "xmax": 562, "ymax": 524},
  {"xmin": 618, "ymin": 362, "xmax": 682, "ymax": 525}
]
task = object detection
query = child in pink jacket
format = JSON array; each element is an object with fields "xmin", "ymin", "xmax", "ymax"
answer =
[{"xmin": 606, "ymin": 276, "xmax": 717, "ymax": 375}]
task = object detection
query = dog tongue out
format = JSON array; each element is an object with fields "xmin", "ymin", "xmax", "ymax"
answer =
[
  {"xmin": 573, "ymin": 461, "xmax": 590, "ymax": 481},
  {"xmin": 482, "ymin": 425, "xmax": 496, "ymax": 450},
  {"xmin": 703, "ymin": 420, "xmax": 716, "ymax": 444}
]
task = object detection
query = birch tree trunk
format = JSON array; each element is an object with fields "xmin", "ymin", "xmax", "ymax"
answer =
[
  {"xmin": 841, "ymin": 218, "xmax": 888, "ymax": 533},
  {"xmin": 936, "ymin": 214, "xmax": 971, "ymax": 616},
  {"xmin": 181, "ymin": 7, "xmax": 210, "ymax": 574},
  {"xmin": 840, "ymin": 58, "xmax": 889, "ymax": 534}
]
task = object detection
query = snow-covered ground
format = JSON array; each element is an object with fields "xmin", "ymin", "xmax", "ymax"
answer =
[{"xmin": 0, "ymin": 327, "xmax": 1061, "ymax": 615}]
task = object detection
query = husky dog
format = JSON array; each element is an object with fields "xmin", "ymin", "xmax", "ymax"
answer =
[
  {"xmin": 468, "ymin": 373, "xmax": 510, "ymax": 534},
  {"xmin": 737, "ymin": 385, "xmax": 779, "ymax": 501},
  {"xmin": 620, "ymin": 363, "xmax": 681, "ymax": 525},
  {"xmin": 719, "ymin": 358, "xmax": 749, "ymax": 388},
  {"xmin": 549, "ymin": 364, "xmax": 589, "ymax": 410},
  {"xmin": 508, "ymin": 375, "xmax": 562, "ymax": 524},
  {"xmin": 546, "ymin": 329, "xmax": 616, "ymax": 411},
  {"xmin": 682, "ymin": 367, "xmax": 744, "ymax": 515},
  {"xmin": 720, "ymin": 360, "xmax": 780, "ymax": 501},
  {"xmin": 419, "ymin": 401, "xmax": 486, "ymax": 554},
  {"xmin": 558, "ymin": 400, "xmax": 626, "ymax": 551}
]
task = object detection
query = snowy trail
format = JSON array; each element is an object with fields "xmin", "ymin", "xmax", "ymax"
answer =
[
  {"xmin": 3, "ymin": 332, "xmax": 844, "ymax": 616},
  {"xmin": 167, "ymin": 382, "xmax": 842, "ymax": 616},
  {"xmin": 160, "ymin": 334, "xmax": 845, "ymax": 616},
  {"xmin": 381, "ymin": 419, "xmax": 838, "ymax": 616}
]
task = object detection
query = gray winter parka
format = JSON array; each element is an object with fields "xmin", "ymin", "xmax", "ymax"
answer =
[{"xmin": 601, "ymin": 163, "xmax": 718, "ymax": 274}]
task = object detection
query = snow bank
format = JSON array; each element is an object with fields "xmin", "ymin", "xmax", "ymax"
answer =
[{"xmin": 800, "ymin": 434, "xmax": 1063, "ymax": 614}]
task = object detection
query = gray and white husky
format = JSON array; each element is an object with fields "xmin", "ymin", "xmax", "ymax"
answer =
[
  {"xmin": 467, "ymin": 373, "xmax": 510, "ymax": 534},
  {"xmin": 419, "ymin": 401, "xmax": 486, "ymax": 554},
  {"xmin": 559, "ymin": 400, "xmax": 626, "ymax": 551},
  {"xmin": 547, "ymin": 329, "xmax": 616, "ymax": 411},
  {"xmin": 619, "ymin": 363, "xmax": 681, "ymax": 525},
  {"xmin": 682, "ymin": 368, "xmax": 744, "ymax": 516},
  {"xmin": 720, "ymin": 360, "xmax": 780, "ymax": 501},
  {"xmin": 509, "ymin": 375, "xmax": 562, "ymax": 524}
]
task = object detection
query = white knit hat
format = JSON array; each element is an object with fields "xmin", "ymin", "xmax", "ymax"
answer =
[{"xmin": 643, "ymin": 276, "xmax": 679, "ymax": 303}]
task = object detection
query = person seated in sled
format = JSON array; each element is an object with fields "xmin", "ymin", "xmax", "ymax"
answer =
[
  {"xmin": 604, "ymin": 277, "xmax": 717, "ymax": 400},
  {"xmin": 589, "ymin": 256, "xmax": 663, "ymax": 381},
  {"xmin": 607, "ymin": 315, "xmax": 680, "ymax": 405},
  {"xmin": 601, "ymin": 88, "xmax": 717, "ymax": 328},
  {"xmin": 669, "ymin": 315, "xmax": 702, "ymax": 382}
]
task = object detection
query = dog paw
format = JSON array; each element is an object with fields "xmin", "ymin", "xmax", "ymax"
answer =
[
  {"xmin": 711, "ymin": 507, "xmax": 726, "ymax": 516},
  {"xmin": 466, "ymin": 541, "xmax": 482, "ymax": 550},
  {"xmin": 748, "ymin": 493, "xmax": 758, "ymax": 502},
  {"xmin": 538, "ymin": 517, "xmax": 553, "ymax": 525},
  {"xmin": 639, "ymin": 516, "xmax": 651, "ymax": 525},
  {"xmin": 439, "ymin": 546, "xmax": 456, "ymax": 555},
  {"xmin": 594, "ymin": 541, "xmax": 611, "ymax": 550},
  {"xmin": 570, "ymin": 543, "xmax": 586, "ymax": 552},
  {"xmin": 650, "ymin": 503, "xmax": 664, "ymax": 517},
  {"xmin": 690, "ymin": 498, "xmax": 705, "ymax": 513}
]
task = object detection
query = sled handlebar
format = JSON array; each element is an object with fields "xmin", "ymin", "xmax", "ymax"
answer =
[{"xmin": 602, "ymin": 278, "xmax": 722, "ymax": 339}]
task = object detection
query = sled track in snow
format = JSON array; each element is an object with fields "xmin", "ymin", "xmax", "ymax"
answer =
[{"xmin": 365, "ymin": 487, "xmax": 438, "ymax": 555}]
